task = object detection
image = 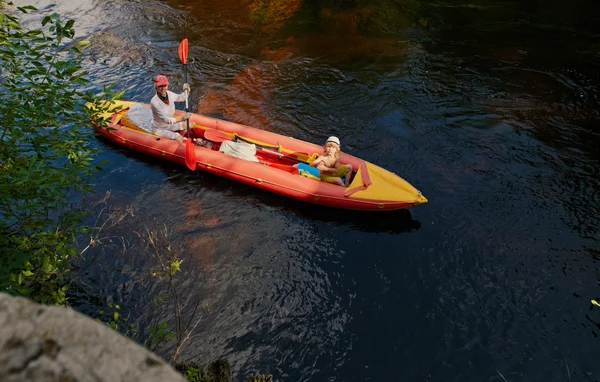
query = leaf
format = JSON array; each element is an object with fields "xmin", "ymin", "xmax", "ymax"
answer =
[
  {"xmin": 25, "ymin": 30, "xmax": 43, "ymax": 37},
  {"xmin": 17, "ymin": 5, "xmax": 38, "ymax": 13},
  {"xmin": 74, "ymin": 40, "xmax": 90, "ymax": 48}
]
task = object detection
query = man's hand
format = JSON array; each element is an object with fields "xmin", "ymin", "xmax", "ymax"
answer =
[{"xmin": 183, "ymin": 83, "xmax": 191, "ymax": 93}]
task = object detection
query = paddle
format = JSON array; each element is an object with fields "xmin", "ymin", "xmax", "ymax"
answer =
[
  {"xmin": 203, "ymin": 129, "xmax": 310, "ymax": 164},
  {"xmin": 267, "ymin": 163, "xmax": 300, "ymax": 175},
  {"xmin": 178, "ymin": 38, "xmax": 196, "ymax": 170}
]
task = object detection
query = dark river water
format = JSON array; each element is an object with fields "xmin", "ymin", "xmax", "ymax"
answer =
[{"xmin": 13, "ymin": 0, "xmax": 600, "ymax": 380}]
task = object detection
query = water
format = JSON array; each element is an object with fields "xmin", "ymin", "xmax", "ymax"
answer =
[{"xmin": 10, "ymin": 0, "xmax": 600, "ymax": 380}]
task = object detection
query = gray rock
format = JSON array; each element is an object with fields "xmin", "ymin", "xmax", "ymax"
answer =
[{"xmin": 0, "ymin": 293, "xmax": 185, "ymax": 382}]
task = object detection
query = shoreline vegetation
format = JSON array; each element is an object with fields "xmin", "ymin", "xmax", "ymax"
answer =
[
  {"xmin": 0, "ymin": 2, "xmax": 228, "ymax": 380},
  {"xmin": 0, "ymin": 3, "xmax": 273, "ymax": 379}
]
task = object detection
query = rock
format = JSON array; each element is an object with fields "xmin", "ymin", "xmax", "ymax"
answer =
[{"xmin": 0, "ymin": 293, "xmax": 185, "ymax": 382}]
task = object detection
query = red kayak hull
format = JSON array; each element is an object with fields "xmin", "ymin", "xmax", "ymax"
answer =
[{"xmin": 91, "ymin": 101, "xmax": 427, "ymax": 211}]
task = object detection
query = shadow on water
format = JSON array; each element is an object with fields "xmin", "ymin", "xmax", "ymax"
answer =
[
  {"xmin": 95, "ymin": 136, "xmax": 421, "ymax": 235},
  {"xmin": 266, "ymin": 199, "xmax": 422, "ymax": 234},
  {"xmin": 281, "ymin": 202, "xmax": 421, "ymax": 234}
]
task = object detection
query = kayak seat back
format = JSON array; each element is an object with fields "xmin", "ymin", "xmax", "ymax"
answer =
[{"xmin": 121, "ymin": 103, "xmax": 153, "ymax": 133}]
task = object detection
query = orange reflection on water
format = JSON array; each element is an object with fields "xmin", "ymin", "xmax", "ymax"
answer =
[
  {"xmin": 197, "ymin": 63, "xmax": 279, "ymax": 128},
  {"xmin": 181, "ymin": 198, "xmax": 224, "ymax": 271},
  {"xmin": 172, "ymin": 0, "xmax": 409, "ymax": 125},
  {"xmin": 248, "ymin": 0, "xmax": 303, "ymax": 33},
  {"xmin": 187, "ymin": 234, "xmax": 216, "ymax": 271}
]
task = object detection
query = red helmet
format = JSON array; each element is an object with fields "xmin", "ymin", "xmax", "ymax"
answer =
[{"xmin": 155, "ymin": 75, "xmax": 169, "ymax": 87}]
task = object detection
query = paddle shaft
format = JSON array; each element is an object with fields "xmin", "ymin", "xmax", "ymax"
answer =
[
  {"xmin": 258, "ymin": 148, "xmax": 309, "ymax": 164},
  {"xmin": 179, "ymin": 38, "xmax": 196, "ymax": 170},
  {"xmin": 183, "ymin": 64, "xmax": 191, "ymax": 138},
  {"xmin": 203, "ymin": 129, "xmax": 310, "ymax": 164}
]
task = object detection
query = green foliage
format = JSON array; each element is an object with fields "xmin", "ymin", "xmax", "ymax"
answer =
[
  {"xmin": 0, "ymin": 6, "xmax": 121, "ymax": 304},
  {"xmin": 174, "ymin": 362, "xmax": 211, "ymax": 382},
  {"xmin": 98, "ymin": 303, "xmax": 137, "ymax": 337},
  {"xmin": 146, "ymin": 320, "xmax": 176, "ymax": 351},
  {"xmin": 184, "ymin": 367, "xmax": 210, "ymax": 382},
  {"xmin": 168, "ymin": 258, "xmax": 183, "ymax": 277}
]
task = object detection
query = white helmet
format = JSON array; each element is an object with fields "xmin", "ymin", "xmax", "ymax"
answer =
[{"xmin": 326, "ymin": 136, "xmax": 340, "ymax": 147}]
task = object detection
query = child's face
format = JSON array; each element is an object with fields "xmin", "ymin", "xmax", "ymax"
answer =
[{"xmin": 325, "ymin": 143, "xmax": 338, "ymax": 155}]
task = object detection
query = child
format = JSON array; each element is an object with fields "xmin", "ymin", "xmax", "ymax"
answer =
[{"xmin": 310, "ymin": 136, "xmax": 353, "ymax": 187}]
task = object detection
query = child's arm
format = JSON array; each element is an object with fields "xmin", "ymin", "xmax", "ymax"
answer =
[
  {"xmin": 316, "ymin": 161, "xmax": 337, "ymax": 174},
  {"xmin": 333, "ymin": 157, "xmax": 341, "ymax": 170},
  {"xmin": 310, "ymin": 155, "xmax": 325, "ymax": 168},
  {"xmin": 317, "ymin": 157, "xmax": 341, "ymax": 173},
  {"xmin": 311, "ymin": 155, "xmax": 338, "ymax": 173}
]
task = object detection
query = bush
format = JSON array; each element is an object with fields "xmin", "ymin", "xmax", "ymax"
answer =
[{"xmin": 0, "ymin": 3, "xmax": 120, "ymax": 304}]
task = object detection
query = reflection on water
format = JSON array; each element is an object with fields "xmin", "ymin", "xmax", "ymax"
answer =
[
  {"xmin": 11, "ymin": 0, "xmax": 600, "ymax": 380},
  {"xmin": 73, "ymin": 163, "xmax": 357, "ymax": 379}
]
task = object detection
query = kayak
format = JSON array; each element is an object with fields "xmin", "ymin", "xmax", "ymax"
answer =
[{"xmin": 90, "ymin": 101, "xmax": 427, "ymax": 211}]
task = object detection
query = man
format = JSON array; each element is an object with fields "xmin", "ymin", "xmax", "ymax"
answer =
[{"xmin": 150, "ymin": 75, "xmax": 191, "ymax": 144}]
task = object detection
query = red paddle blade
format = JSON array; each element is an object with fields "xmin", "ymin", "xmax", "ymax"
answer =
[
  {"xmin": 185, "ymin": 138, "xmax": 197, "ymax": 170},
  {"xmin": 178, "ymin": 38, "xmax": 189, "ymax": 65},
  {"xmin": 268, "ymin": 163, "xmax": 299, "ymax": 175}
]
